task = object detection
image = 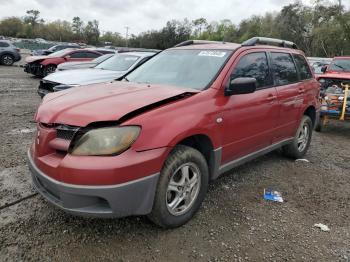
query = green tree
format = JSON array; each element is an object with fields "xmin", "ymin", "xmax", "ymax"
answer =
[
  {"xmin": 72, "ymin": 17, "xmax": 84, "ymax": 39},
  {"xmin": 0, "ymin": 17, "xmax": 24, "ymax": 37},
  {"xmin": 84, "ymin": 20, "xmax": 100, "ymax": 45}
]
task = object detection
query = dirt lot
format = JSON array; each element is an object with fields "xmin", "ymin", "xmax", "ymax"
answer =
[{"xmin": 0, "ymin": 65, "xmax": 349, "ymax": 262}]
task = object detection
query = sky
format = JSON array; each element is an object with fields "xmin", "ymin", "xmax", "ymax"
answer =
[{"xmin": 0, "ymin": 0, "xmax": 347, "ymax": 36}]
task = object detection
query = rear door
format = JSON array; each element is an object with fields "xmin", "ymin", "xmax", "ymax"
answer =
[
  {"xmin": 270, "ymin": 52, "xmax": 303, "ymax": 141},
  {"xmin": 220, "ymin": 51, "xmax": 280, "ymax": 163}
]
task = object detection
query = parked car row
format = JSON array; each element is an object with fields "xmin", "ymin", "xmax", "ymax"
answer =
[
  {"xmin": 27, "ymin": 37, "xmax": 320, "ymax": 228},
  {"xmin": 38, "ymin": 51, "xmax": 156, "ymax": 97}
]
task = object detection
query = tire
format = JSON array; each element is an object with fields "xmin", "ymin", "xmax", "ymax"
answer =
[
  {"xmin": 0, "ymin": 54, "xmax": 14, "ymax": 66},
  {"xmin": 43, "ymin": 64, "xmax": 57, "ymax": 76},
  {"xmin": 148, "ymin": 145, "xmax": 209, "ymax": 228},
  {"xmin": 282, "ymin": 115, "xmax": 313, "ymax": 159}
]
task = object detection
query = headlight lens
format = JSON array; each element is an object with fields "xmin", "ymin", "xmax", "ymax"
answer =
[
  {"xmin": 71, "ymin": 126, "xmax": 140, "ymax": 156},
  {"xmin": 53, "ymin": 84, "xmax": 80, "ymax": 92}
]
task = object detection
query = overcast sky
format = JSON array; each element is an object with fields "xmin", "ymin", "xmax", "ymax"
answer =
[{"xmin": 0, "ymin": 0, "xmax": 346, "ymax": 35}]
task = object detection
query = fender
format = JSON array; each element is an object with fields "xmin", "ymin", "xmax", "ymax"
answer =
[{"xmin": 124, "ymin": 88, "xmax": 223, "ymax": 152}]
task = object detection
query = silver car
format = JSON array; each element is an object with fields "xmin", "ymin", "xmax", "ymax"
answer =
[
  {"xmin": 56, "ymin": 53, "xmax": 115, "ymax": 71},
  {"xmin": 38, "ymin": 52, "xmax": 157, "ymax": 97},
  {"xmin": 0, "ymin": 40, "xmax": 21, "ymax": 66}
]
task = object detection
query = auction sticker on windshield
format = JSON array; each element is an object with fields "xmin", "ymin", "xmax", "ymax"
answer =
[{"xmin": 198, "ymin": 51, "xmax": 227, "ymax": 57}]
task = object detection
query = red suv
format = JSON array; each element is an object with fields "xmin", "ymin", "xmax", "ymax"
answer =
[{"xmin": 27, "ymin": 37, "xmax": 320, "ymax": 228}]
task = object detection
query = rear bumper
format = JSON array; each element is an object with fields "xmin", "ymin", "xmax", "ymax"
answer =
[{"xmin": 27, "ymin": 150, "xmax": 160, "ymax": 218}]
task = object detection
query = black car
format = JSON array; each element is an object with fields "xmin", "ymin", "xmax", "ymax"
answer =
[{"xmin": 31, "ymin": 44, "xmax": 80, "ymax": 56}]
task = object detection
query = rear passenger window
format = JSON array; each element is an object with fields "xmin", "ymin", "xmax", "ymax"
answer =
[
  {"xmin": 293, "ymin": 54, "xmax": 313, "ymax": 80},
  {"xmin": 70, "ymin": 52, "xmax": 86, "ymax": 58},
  {"xmin": 271, "ymin": 52, "xmax": 298, "ymax": 85},
  {"xmin": 84, "ymin": 52, "xmax": 100, "ymax": 58},
  {"xmin": 230, "ymin": 52, "xmax": 272, "ymax": 89}
]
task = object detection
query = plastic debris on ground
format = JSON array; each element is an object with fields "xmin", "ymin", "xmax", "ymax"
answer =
[
  {"xmin": 263, "ymin": 188, "xmax": 284, "ymax": 203},
  {"xmin": 314, "ymin": 223, "xmax": 330, "ymax": 232},
  {"xmin": 295, "ymin": 159, "xmax": 310, "ymax": 163}
]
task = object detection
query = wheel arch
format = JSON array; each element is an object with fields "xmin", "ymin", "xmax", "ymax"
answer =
[
  {"xmin": 175, "ymin": 134, "xmax": 219, "ymax": 180},
  {"xmin": 303, "ymin": 105, "xmax": 316, "ymax": 127}
]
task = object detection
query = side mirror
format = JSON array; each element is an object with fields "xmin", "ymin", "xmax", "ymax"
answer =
[
  {"xmin": 225, "ymin": 77, "xmax": 257, "ymax": 96},
  {"xmin": 321, "ymin": 65, "xmax": 327, "ymax": 73},
  {"xmin": 64, "ymin": 55, "xmax": 71, "ymax": 60}
]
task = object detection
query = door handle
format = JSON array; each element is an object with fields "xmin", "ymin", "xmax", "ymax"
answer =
[
  {"xmin": 298, "ymin": 88, "xmax": 305, "ymax": 94},
  {"xmin": 266, "ymin": 95, "xmax": 277, "ymax": 101}
]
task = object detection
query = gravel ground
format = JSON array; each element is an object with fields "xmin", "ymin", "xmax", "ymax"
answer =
[{"xmin": 0, "ymin": 65, "xmax": 349, "ymax": 262}]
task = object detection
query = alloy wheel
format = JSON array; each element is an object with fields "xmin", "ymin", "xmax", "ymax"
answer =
[
  {"xmin": 2, "ymin": 55, "xmax": 14, "ymax": 65},
  {"xmin": 297, "ymin": 122, "xmax": 309, "ymax": 152},
  {"xmin": 166, "ymin": 162, "xmax": 201, "ymax": 216}
]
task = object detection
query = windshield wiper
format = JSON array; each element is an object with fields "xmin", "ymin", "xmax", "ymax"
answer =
[
  {"xmin": 332, "ymin": 64, "xmax": 346, "ymax": 71},
  {"xmin": 124, "ymin": 76, "xmax": 129, "ymax": 82}
]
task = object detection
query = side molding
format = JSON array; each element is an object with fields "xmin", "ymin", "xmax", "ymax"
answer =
[{"xmin": 212, "ymin": 138, "xmax": 293, "ymax": 179}]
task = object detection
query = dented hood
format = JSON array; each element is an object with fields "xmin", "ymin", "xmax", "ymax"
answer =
[
  {"xmin": 44, "ymin": 68, "xmax": 124, "ymax": 85},
  {"xmin": 318, "ymin": 71, "xmax": 350, "ymax": 80},
  {"xmin": 26, "ymin": 55, "xmax": 49, "ymax": 63},
  {"xmin": 36, "ymin": 81, "xmax": 198, "ymax": 126}
]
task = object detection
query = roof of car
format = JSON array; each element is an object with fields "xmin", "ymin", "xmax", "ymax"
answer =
[
  {"xmin": 170, "ymin": 42, "xmax": 241, "ymax": 51},
  {"xmin": 334, "ymin": 56, "xmax": 350, "ymax": 59},
  {"xmin": 118, "ymin": 51, "xmax": 156, "ymax": 57},
  {"xmin": 170, "ymin": 38, "xmax": 303, "ymax": 53}
]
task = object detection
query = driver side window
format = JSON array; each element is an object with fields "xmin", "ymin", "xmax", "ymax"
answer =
[{"xmin": 230, "ymin": 52, "xmax": 272, "ymax": 89}]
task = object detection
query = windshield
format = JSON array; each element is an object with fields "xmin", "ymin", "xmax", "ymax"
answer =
[
  {"xmin": 95, "ymin": 54, "xmax": 139, "ymax": 71},
  {"xmin": 329, "ymin": 59, "xmax": 350, "ymax": 72},
  {"xmin": 312, "ymin": 62, "xmax": 330, "ymax": 74},
  {"xmin": 47, "ymin": 49, "xmax": 71, "ymax": 57},
  {"xmin": 93, "ymin": 54, "xmax": 114, "ymax": 64},
  {"xmin": 126, "ymin": 49, "xmax": 232, "ymax": 90}
]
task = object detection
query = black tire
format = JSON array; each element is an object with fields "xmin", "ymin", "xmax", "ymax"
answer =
[
  {"xmin": 282, "ymin": 115, "xmax": 313, "ymax": 159},
  {"xmin": 0, "ymin": 54, "xmax": 14, "ymax": 66},
  {"xmin": 315, "ymin": 115, "xmax": 323, "ymax": 132},
  {"xmin": 148, "ymin": 145, "xmax": 209, "ymax": 228},
  {"xmin": 43, "ymin": 64, "xmax": 57, "ymax": 76}
]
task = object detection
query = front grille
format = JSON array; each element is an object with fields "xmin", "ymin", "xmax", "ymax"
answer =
[
  {"xmin": 39, "ymin": 80, "xmax": 60, "ymax": 92},
  {"xmin": 56, "ymin": 125, "xmax": 79, "ymax": 141}
]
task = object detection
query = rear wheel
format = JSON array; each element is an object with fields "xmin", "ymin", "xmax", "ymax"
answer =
[
  {"xmin": 43, "ymin": 64, "xmax": 57, "ymax": 76},
  {"xmin": 148, "ymin": 145, "xmax": 209, "ymax": 228},
  {"xmin": 282, "ymin": 115, "xmax": 313, "ymax": 159},
  {"xmin": 0, "ymin": 54, "xmax": 14, "ymax": 66}
]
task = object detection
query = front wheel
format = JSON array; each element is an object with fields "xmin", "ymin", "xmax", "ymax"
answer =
[
  {"xmin": 148, "ymin": 145, "xmax": 209, "ymax": 228},
  {"xmin": 282, "ymin": 115, "xmax": 313, "ymax": 159}
]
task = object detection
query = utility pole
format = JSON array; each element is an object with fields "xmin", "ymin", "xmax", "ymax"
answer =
[{"xmin": 125, "ymin": 26, "xmax": 129, "ymax": 47}]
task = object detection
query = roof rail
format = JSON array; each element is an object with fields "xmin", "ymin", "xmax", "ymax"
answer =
[
  {"xmin": 174, "ymin": 40, "xmax": 225, "ymax": 47},
  {"xmin": 242, "ymin": 37, "xmax": 298, "ymax": 49}
]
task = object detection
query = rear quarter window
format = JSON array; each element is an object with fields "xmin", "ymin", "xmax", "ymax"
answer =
[
  {"xmin": 0, "ymin": 42, "xmax": 10, "ymax": 47},
  {"xmin": 271, "ymin": 52, "xmax": 298, "ymax": 86},
  {"xmin": 293, "ymin": 54, "xmax": 313, "ymax": 80}
]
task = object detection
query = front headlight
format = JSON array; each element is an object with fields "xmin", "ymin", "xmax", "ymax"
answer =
[
  {"xmin": 71, "ymin": 126, "xmax": 141, "ymax": 156},
  {"xmin": 53, "ymin": 84, "xmax": 80, "ymax": 92}
]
